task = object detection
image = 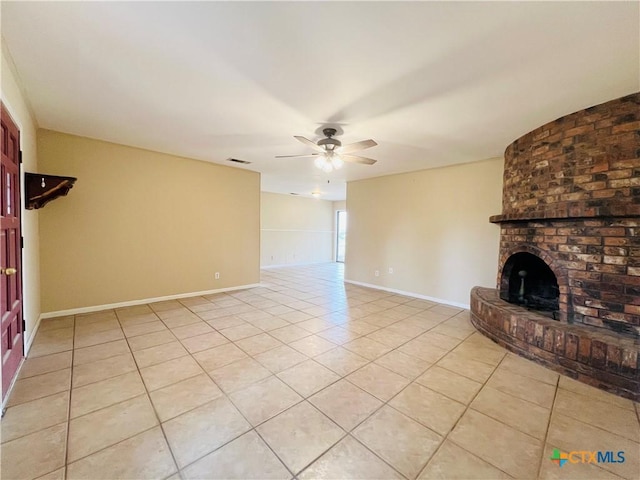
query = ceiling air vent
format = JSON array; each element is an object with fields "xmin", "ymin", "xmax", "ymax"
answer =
[{"xmin": 226, "ymin": 158, "xmax": 251, "ymax": 165}]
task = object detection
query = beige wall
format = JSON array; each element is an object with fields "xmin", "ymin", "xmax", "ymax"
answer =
[
  {"xmin": 38, "ymin": 131, "xmax": 260, "ymax": 313},
  {"xmin": 345, "ymin": 157, "xmax": 503, "ymax": 307},
  {"xmin": 2, "ymin": 44, "xmax": 41, "ymax": 347},
  {"xmin": 261, "ymin": 192, "xmax": 334, "ymax": 266}
]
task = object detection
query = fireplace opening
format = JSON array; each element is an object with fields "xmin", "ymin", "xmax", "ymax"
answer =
[{"xmin": 500, "ymin": 252, "xmax": 560, "ymax": 317}]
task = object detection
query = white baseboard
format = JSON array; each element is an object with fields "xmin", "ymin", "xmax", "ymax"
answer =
[
  {"xmin": 41, "ymin": 283, "xmax": 263, "ymax": 319},
  {"xmin": 261, "ymin": 261, "xmax": 334, "ymax": 270},
  {"xmin": 24, "ymin": 313, "xmax": 44, "ymax": 355},
  {"xmin": 343, "ymin": 278, "xmax": 470, "ymax": 310}
]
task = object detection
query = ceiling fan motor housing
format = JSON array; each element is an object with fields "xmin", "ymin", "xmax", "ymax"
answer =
[{"xmin": 318, "ymin": 128, "xmax": 341, "ymax": 150}]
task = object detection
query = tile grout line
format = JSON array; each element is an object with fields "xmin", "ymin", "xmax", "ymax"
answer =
[
  {"xmin": 65, "ymin": 357, "xmax": 138, "ymax": 391},
  {"xmin": 245, "ymin": 426, "xmax": 297, "ymax": 479},
  {"xmin": 534, "ymin": 374, "xmax": 575, "ymax": 479},
  {"xmin": 166, "ymin": 370, "xmax": 300, "ymax": 477},
  {"xmin": 263, "ymin": 317, "xmax": 466, "ymax": 477},
  {"xmin": 62, "ymin": 313, "xmax": 77, "ymax": 480},
  {"xmin": 540, "ymin": 373, "xmax": 637, "ymax": 480},
  {"xmin": 176, "ymin": 348, "xmax": 297, "ymax": 476},
  {"xmin": 152, "ymin": 294, "xmax": 295, "ymax": 478},
  {"xmin": 64, "ymin": 313, "xmax": 152, "ymax": 469},
  {"xmin": 63, "ymin": 422, "xmax": 161, "ymax": 470},
  {"xmin": 318, "ymin": 274, "xmax": 466, "ymax": 478},
  {"xmin": 548, "ymin": 386, "xmax": 640, "ymax": 443},
  {"xmin": 0, "ymin": 394, "xmax": 69, "ymax": 443},
  {"xmin": 117, "ymin": 308, "xmax": 183, "ymax": 479},
  {"xmin": 162, "ymin": 288, "xmax": 457, "ymax": 478},
  {"xmin": 347, "ymin": 433, "xmax": 408, "ymax": 479},
  {"xmin": 385, "ymin": 348, "xmax": 499, "ymax": 477},
  {"xmin": 1, "ymin": 368, "xmax": 72, "ymax": 478},
  {"xmin": 416, "ymin": 352, "xmax": 516, "ymax": 479}
]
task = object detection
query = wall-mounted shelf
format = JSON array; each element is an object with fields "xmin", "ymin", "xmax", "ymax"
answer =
[{"xmin": 25, "ymin": 173, "xmax": 77, "ymax": 210}]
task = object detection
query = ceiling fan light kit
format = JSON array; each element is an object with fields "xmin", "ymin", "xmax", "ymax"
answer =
[
  {"xmin": 276, "ymin": 127, "xmax": 378, "ymax": 172},
  {"xmin": 314, "ymin": 151, "xmax": 344, "ymax": 172}
]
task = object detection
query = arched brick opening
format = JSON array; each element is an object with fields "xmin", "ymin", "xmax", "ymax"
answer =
[{"xmin": 498, "ymin": 244, "xmax": 571, "ymax": 322}]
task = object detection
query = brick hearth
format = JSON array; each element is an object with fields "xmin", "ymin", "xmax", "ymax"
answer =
[
  {"xmin": 471, "ymin": 287, "xmax": 638, "ymax": 400},
  {"xmin": 472, "ymin": 93, "xmax": 639, "ymax": 399}
]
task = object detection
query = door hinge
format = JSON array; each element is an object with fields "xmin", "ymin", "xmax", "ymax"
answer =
[
  {"xmin": 19, "ymin": 150, "xmax": 23, "ymax": 164},
  {"xmin": 20, "ymin": 236, "xmax": 24, "ymax": 249},
  {"xmin": 22, "ymin": 319, "xmax": 26, "ymax": 331}
]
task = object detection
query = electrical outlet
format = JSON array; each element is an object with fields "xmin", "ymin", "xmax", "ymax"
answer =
[
  {"xmin": 374, "ymin": 270, "xmax": 380, "ymax": 277},
  {"xmin": 388, "ymin": 267, "xmax": 394, "ymax": 274},
  {"xmin": 215, "ymin": 272, "xmax": 220, "ymax": 280}
]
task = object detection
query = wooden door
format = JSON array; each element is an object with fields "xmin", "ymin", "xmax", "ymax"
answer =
[{"xmin": 1, "ymin": 103, "xmax": 23, "ymax": 399}]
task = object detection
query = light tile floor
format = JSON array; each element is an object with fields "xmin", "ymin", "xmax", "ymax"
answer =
[{"xmin": 2, "ymin": 263, "xmax": 639, "ymax": 480}]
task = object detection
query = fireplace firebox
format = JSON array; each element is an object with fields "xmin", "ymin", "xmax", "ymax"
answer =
[{"xmin": 500, "ymin": 252, "xmax": 560, "ymax": 316}]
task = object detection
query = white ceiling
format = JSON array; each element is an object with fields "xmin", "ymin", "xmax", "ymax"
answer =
[{"xmin": 2, "ymin": 1, "xmax": 638, "ymax": 201}]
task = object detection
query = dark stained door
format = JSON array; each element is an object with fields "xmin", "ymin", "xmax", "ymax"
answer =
[{"xmin": 1, "ymin": 103, "xmax": 23, "ymax": 399}]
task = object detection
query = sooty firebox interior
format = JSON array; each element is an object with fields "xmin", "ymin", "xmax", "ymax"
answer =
[{"xmin": 500, "ymin": 252, "xmax": 559, "ymax": 316}]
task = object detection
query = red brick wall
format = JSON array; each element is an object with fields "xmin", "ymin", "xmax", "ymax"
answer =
[{"xmin": 499, "ymin": 93, "xmax": 639, "ymax": 220}]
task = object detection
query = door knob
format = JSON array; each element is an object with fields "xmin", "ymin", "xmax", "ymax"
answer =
[{"xmin": 1, "ymin": 267, "xmax": 17, "ymax": 276}]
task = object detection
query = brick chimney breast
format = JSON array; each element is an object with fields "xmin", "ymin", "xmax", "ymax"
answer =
[{"xmin": 471, "ymin": 93, "xmax": 639, "ymax": 401}]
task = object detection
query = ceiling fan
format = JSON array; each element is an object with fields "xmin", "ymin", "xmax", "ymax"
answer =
[{"xmin": 276, "ymin": 128, "xmax": 378, "ymax": 172}]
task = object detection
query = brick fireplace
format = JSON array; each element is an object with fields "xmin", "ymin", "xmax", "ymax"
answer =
[{"xmin": 471, "ymin": 93, "xmax": 640, "ymax": 400}]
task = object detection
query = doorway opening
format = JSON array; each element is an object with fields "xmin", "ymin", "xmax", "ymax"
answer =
[{"xmin": 336, "ymin": 210, "xmax": 347, "ymax": 263}]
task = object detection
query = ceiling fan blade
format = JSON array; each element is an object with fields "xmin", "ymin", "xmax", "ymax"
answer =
[
  {"xmin": 294, "ymin": 136, "xmax": 325, "ymax": 153},
  {"xmin": 342, "ymin": 154, "xmax": 377, "ymax": 165},
  {"xmin": 338, "ymin": 139, "xmax": 377, "ymax": 154},
  {"xmin": 275, "ymin": 153, "xmax": 320, "ymax": 158}
]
